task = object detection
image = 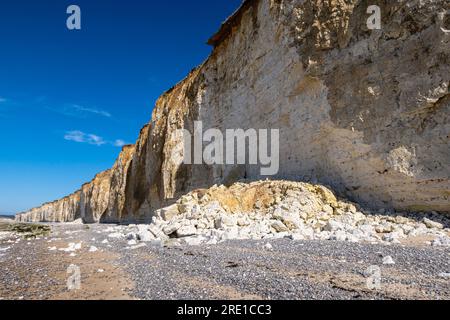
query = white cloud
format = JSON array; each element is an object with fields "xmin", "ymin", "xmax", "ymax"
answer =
[
  {"xmin": 64, "ymin": 131, "xmax": 126, "ymax": 147},
  {"xmin": 55, "ymin": 104, "xmax": 112, "ymax": 118},
  {"xmin": 71, "ymin": 104, "xmax": 112, "ymax": 118},
  {"xmin": 113, "ymin": 139, "xmax": 127, "ymax": 147},
  {"xmin": 87, "ymin": 134, "xmax": 106, "ymax": 146},
  {"xmin": 64, "ymin": 131, "xmax": 85, "ymax": 143},
  {"xmin": 64, "ymin": 131, "xmax": 106, "ymax": 146}
]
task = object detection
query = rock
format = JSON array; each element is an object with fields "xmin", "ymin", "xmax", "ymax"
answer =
[
  {"xmin": 395, "ymin": 216, "xmax": 410, "ymax": 224},
  {"xmin": 400, "ymin": 225, "xmax": 415, "ymax": 235},
  {"xmin": 127, "ymin": 243, "xmax": 147, "ymax": 250},
  {"xmin": 271, "ymin": 221, "xmax": 289, "ymax": 233},
  {"xmin": 237, "ymin": 218, "xmax": 250, "ymax": 227},
  {"xmin": 358, "ymin": 224, "xmax": 375, "ymax": 235},
  {"xmin": 408, "ymin": 226, "xmax": 429, "ymax": 237},
  {"xmin": 322, "ymin": 205, "xmax": 334, "ymax": 216},
  {"xmin": 176, "ymin": 225, "xmax": 197, "ymax": 238},
  {"xmin": 136, "ymin": 225, "xmax": 155, "ymax": 242},
  {"xmin": 97, "ymin": 269, "xmax": 105, "ymax": 273},
  {"xmin": 127, "ymin": 240, "xmax": 138, "ymax": 246},
  {"xmin": 160, "ymin": 204, "xmax": 180, "ymax": 221},
  {"xmin": 272, "ymin": 209, "xmax": 299, "ymax": 230},
  {"xmin": 438, "ymin": 273, "xmax": 450, "ymax": 279},
  {"xmin": 163, "ymin": 239, "xmax": 182, "ymax": 248},
  {"xmin": 214, "ymin": 215, "xmax": 236, "ymax": 229},
  {"xmin": 89, "ymin": 246, "xmax": 98, "ymax": 252},
  {"xmin": 299, "ymin": 226, "xmax": 315, "ymax": 240},
  {"xmin": 206, "ymin": 237, "xmax": 219, "ymax": 245},
  {"xmin": 316, "ymin": 231, "xmax": 331, "ymax": 241},
  {"xmin": 324, "ymin": 220, "xmax": 345, "ymax": 232},
  {"xmin": 423, "ymin": 218, "xmax": 444, "ymax": 230},
  {"xmin": 221, "ymin": 227, "xmax": 239, "ymax": 240},
  {"xmin": 108, "ymin": 232, "xmax": 124, "ymax": 239},
  {"xmin": 383, "ymin": 231, "xmax": 405, "ymax": 243},
  {"xmin": 184, "ymin": 205, "xmax": 202, "ymax": 220},
  {"xmin": 375, "ymin": 224, "xmax": 394, "ymax": 234},
  {"xmin": 272, "ymin": 208, "xmax": 285, "ymax": 220},
  {"xmin": 196, "ymin": 219, "xmax": 210, "ymax": 230},
  {"xmin": 330, "ymin": 230, "xmax": 348, "ymax": 242},
  {"xmin": 382, "ymin": 256, "xmax": 395, "ymax": 265},
  {"xmin": 289, "ymin": 233, "xmax": 305, "ymax": 241},
  {"xmin": 149, "ymin": 224, "xmax": 168, "ymax": 240},
  {"xmin": 126, "ymin": 233, "xmax": 138, "ymax": 241},
  {"xmin": 352, "ymin": 212, "xmax": 366, "ymax": 223},
  {"xmin": 183, "ymin": 236, "xmax": 207, "ymax": 246},
  {"xmin": 163, "ymin": 223, "xmax": 180, "ymax": 236},
  {"xmin": 59, "ymin": 242, "xmax": 82, "ymax": 252},
  {"xmin": 263, "ymin": 243, "xmax": 273, "ymax": 251}
]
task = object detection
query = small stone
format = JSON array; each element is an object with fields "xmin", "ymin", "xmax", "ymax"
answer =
[
  {"xmin": 438, "ymin": 273, "xmax": 450, "ymax": 279},
  {"xmin": 127, "ymin": 243, "xmax": 147, "ymax": 250},
  {"xmin": 221, "ymin": 227, "xmax": 239, "ymax": 240},
  {"xmin": 289, "ymin": 233, "xmax": 305, "ymax": 241},
  {"xmin": 126, "ymin": 233, "xmax": 138, "ymax": 241},
  {"xmin": 176, "ymin": 225, "xmax": 197, "ymax": 238},
  {"xmin": 88, "ymin": 246, "xmax": 98, "ymax": 252},
  {"xmin": 237, "ymin": 218, "xmax": 250, "ymax": 227},
  {"xmin": 149, "ymin": 224, "xmax": 169, "ymax": 241},
  {"xmin": 263, "ymin": 243, "xmax": 273, "ymax": 251},
  {"xmin": 324, "ymin": 220, "xmax": 344, "ymax": 232},
  {"xmin": 185, "ymin": 205, "xmax": 202, "ymax": 220},
  {"xmin": 382, "ymin": 256, "xmax": 395, "ymax": 265},
  {"xmin": 215, "ymin": 215, "xmax": 237, "ymax": 229},
  {"xmin": 163, "ymin": 239, "xmax": 182, "ymax": 248},
  {"xmin": 322, "ymin": 205, "xmax": 334, "ymax": 216},
  {"xmin": 108, "ymin": 232, "xmax": 124, "ymax": 239},
  {"xmin": 383, "ymin": 231, "xmax": 404, "ymax": 243},
  {"xmin": 423, "ymin": 218, "xmax": 444, "ymax": 230},
  {"xmin": 271, "ymin": 221, "xmax": 289, "ymax": 233},
  {"xmin": 330, "ymin": 230, "xmax": 348, "ymax": 242},
  {"xmin": 137, "ymin": 225, "xmax": 155, "ymax": 242},
  {"xmin": 163, "ymin": 223, "xmax": 180, "ymax": 236},
  {"xmin": 183, "ymin": 235, "xmax": 207, "ymax": 246},
  {"xmin": 160, "ymin": 204, "xmax": 180, "ymax": 221}
]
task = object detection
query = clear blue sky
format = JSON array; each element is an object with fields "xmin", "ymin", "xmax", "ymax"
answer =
[{"xmin": 0, "ymin": 0, "xmax": 242, "ymax": 214}]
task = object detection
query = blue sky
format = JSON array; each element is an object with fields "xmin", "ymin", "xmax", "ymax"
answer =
[{"xmin": 0, "ymin": 0, "xmax": 242, "ymax": 214}]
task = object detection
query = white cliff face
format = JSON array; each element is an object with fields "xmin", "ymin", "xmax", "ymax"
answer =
[{"xmin": 17, "ymin": 0, "xmax": 450, "ymax": 223}]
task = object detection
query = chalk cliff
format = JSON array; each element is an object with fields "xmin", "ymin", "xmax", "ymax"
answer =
[{"xmin": 16, "ymin": 0, "xmax": 450, "ymax": 223}]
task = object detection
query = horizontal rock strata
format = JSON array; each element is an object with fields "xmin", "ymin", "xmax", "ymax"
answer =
[{"xmin": 17, "ymin": 0, "xmax": 450, "ymax": 223}]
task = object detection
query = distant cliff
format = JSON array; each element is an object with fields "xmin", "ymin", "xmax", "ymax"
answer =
[{"xmin": 17, "ymin": 0, "xmax": 450, "ymax": 223}]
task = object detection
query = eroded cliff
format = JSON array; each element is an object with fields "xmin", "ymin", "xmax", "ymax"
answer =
[{"xmin": 17, "ymin": 0, "xmax": 450, "ymax": 223}]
